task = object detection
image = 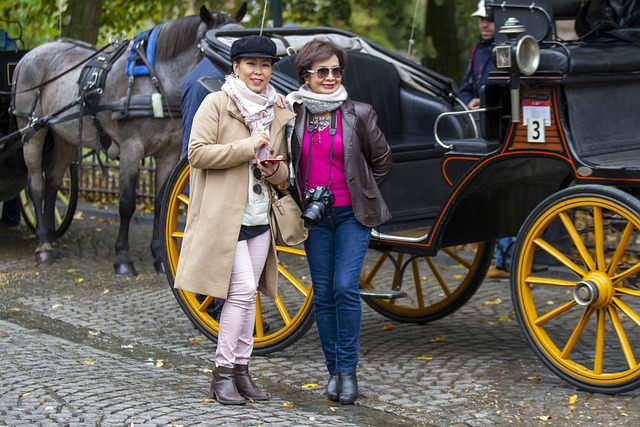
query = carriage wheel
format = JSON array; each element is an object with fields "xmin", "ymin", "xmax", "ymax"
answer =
[
  {"xmin": 360, "ymin": 241, "xmax": 493, "ymax": 324},
  {"xmin": 19, "ymin": 164, "xmax": 78, "ymax": 238},
  {"xmin": 160, "ymin": 156, "xmax": 315, "ymax": 355},
  {"xmin": 512, "ymin": 185, "xmax": 640, "ymax": 393}
]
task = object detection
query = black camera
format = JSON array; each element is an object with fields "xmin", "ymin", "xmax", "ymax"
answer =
[{"xmin": 302, "ymin": 186, "xmax": 335, "ymax": 229}]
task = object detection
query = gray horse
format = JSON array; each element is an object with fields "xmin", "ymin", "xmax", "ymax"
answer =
[{"xmin": 11, "ymin": 3, "xmax": 246, "ymax": 275}]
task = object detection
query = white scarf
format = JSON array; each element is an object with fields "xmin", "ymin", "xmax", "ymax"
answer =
[{"xmin": 222, "ymin": 74, "xmax": 277, "ymax": 134}]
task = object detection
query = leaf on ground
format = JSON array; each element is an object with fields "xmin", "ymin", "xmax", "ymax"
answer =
[
  {"xmin": 66, "ymin": 268, "xmax": 77, "ymax": 273},
  {"xmin": 499, "ymin": 315, "xmax": 510, "ymax": 322},
  {"xmin": 432, "ymin": 336, "xmax": 445, "ymax": 342},
  {"xmin": 537, "ymin": 415, "xmax": 552, "ymax": 421},
  {"xmin": 74, "ymin": 278, "xmax": 84, "ymax": 284},
  {"xmin": 155, "ymin": 360, "xmax": 164, "ymax": 367},
  {"xmin": 416, "ymin": 356, "xmax": 433, "ymax": 361},
  {"xmin": 88, "ymin": 331, "xmax": 100, "ymax": 336},
  {"xmin": 301, "ymin": 383, "xmax": 318, "ymax": 388},
  {"xmin": 568, "ymin": 395, "xmax": 577, "ymax": 404},
  {"xmin": 189, "ymin": 337, "xmax": 204, "ymax": 344},
  {"xmin": 283, "ymin": 402, "xmax": 294, "ymax": 407},
  {"xmin": 329, "ymin": 407, "xmax": 336, "ymax": 411},
  {"xmin": 102, "ymin": 288, "xmax": 109, "ymax": 294},
  {"xmin": 382, "ymin": 324, "xmax": 396, "ymax": 331},
  {"xmin": 52, "ymin": 304, "xmax": 62, "ymax": 309},
  {"xmin": 484, "ymin": 299, "xmax": 502, "ymax": 305},
  {"xmin": 82, "ymin": 360, "xmax": 97, "ymax": 365}
]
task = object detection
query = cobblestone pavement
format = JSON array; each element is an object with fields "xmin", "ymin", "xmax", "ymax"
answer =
[{"xmin": 1, "ymin": 203, "xmax": 639, "ymax": 426}]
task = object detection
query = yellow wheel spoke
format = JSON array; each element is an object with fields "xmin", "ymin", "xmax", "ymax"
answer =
[
  {"xmin": 277, "ymin": 266, "xmax": 311, "ymax": 297},
  {"xmin": 170, "ymin": 230, "xmax": 184, "ymax": 239},
  {"xmin": 534, "ymin": 300, "xmax": 577, "ymax": 326},
  {"xmin": 425, "ymin": 256, "xmax": 452, "ymax": 297},
  {"xmin": 559, "ymin": 211, "xmax": 595, "ymax": 271},
  {"xmin": 526, "ymin": 276, "xmax": 576, "ymax": 288},
  {"xmin": 611, "ymin": 263, "xmax": 640, "ymax": 285},
  {"xmin": 255, "ymin": 294, "xmax": 265, "ymax": 337},
  {"xmin": 197, "ymin": 295, "xmax": 214, "ymax": 313},
  {"xmin": 441, "ymin": 247, "xmax": 472, "ymax": 269},
  {"xmin": 561, "ymin": 306, "xmax": 594, "ymax": 359},
  {"xmin": 593, "ymin": 206, "xmax": 606, "ymax": 271},
  {"xmin": 411, "ymin": 258, "xmax": 426, "ymax": 309},
  {"xmin": 273, "ymin": 293, "xmax": 293, "ymax": 326},
  {"xmin": 608, "ymin": 222, "xmax": 635, "ymax": 276},
  {"xmin": 177, "ymin": 193, "xmax": 189, "ymax": 205},
  {"xmin": 607, "ymin": 306, "xmax": 638, "ymax": 370},
  {"xmin": 615, "ymin": 288, "xmax": 640, "ymax": 298},
  {"xmin": 612, "ymin": 297, "xmax": 640, "ymax": 327},
  {"xmin": 534, "ymin": 237, "xmax": 586, "ymax": 277},
  {"xmin": 594, "ymin": 308, "xmax": 605, "ymax": 374}
]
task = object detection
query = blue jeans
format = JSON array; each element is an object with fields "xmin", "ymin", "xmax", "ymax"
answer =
[
  {"xmin": 304, "ymin": 206, "xmax": 371, "ymax": 375},
  {"xmin": 495, "ymin": 236, "xmax": 516, "ymax": 269}
]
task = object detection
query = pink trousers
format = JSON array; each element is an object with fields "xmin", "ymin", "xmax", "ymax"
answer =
[{"xmin": 215, "ymin": 230, "xmax": 271, "ymax": 368}]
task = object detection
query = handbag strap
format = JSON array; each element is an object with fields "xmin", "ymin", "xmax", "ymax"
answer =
[{"xmin": 285, "ymin": 122, "xmax": 295, "ymax": 189}]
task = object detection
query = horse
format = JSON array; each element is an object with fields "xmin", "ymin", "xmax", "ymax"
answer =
[{"xmin": 11, "ymin": 3, "xmax": 246, "ymax": 275}]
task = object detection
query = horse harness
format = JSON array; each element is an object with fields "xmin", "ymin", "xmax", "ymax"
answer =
[{"xmin": 7, "ymin": 31, "xmax": 179, "ymax": 164}]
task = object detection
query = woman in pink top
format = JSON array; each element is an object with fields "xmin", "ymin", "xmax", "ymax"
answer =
[{"xmin": 286, "ymin": 40, "xmax": 393, "ymax": 405}]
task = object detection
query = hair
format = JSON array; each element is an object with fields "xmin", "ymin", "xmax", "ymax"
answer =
[{"xmin": 293, "ymin": 39, "xmax": 347, "ymax": 84}]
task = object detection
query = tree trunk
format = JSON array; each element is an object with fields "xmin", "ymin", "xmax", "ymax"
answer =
[
  {"xmin": 62, "ymin": 0, "xmax": 103, "ymax": 44},
  {"xmin": 423, "ymin": 0, "xmax": 465, "ymax": 85}
]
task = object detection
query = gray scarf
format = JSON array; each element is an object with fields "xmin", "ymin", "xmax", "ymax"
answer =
[{"xmin": 286, "ymin": 84, "xmax": 348, "ymax": 114}]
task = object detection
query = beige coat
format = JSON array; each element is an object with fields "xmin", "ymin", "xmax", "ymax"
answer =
[{"xmin": 174, "ymin": 91, "xmax": 295, "ymax": 299}]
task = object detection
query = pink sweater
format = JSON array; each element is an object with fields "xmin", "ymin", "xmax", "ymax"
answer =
[{"xmin": 299, "ymin": 110, "xmax": 352, "ymax": 207}]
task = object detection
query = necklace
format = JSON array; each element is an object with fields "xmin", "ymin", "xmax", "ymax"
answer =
[{"xmin": 311, "ymin": 115, "xmax": 330, "ymax": 132}]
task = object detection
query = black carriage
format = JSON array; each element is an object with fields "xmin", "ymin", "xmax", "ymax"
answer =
[
  {"xmin": 1, "ymin": 27, "xmax": 77, "ymax": 237},
  {"xmin": 161, "ymin": 0, "xmax": 640, "ymax": 394}
]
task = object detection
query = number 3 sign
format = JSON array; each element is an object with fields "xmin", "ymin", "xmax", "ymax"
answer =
[{"xmin": 527, "ymin": 117, "xmax": 545, "ymax": 143}]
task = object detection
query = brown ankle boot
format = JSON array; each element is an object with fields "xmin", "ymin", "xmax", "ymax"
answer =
[
  {"xmin": 210, "ymin": 366, "xmax": 246, "ymax": 405},
  {"xmin": 234, "ymin": 364, "xmax": 270, "ymax": 401}
]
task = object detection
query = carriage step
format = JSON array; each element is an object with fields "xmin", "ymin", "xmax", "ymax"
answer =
[{"xmin": 359, "ymin": 289, "xmax": 407, "ymax": 299}]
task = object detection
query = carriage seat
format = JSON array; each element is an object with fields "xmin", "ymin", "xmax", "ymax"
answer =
[
  {"xmin": 273, "ymin": 51, "xmax": 468, "ymax": 161},
  {"xmin": 538, "ymin": 43, "xmax": 640, "ymax": 78}
]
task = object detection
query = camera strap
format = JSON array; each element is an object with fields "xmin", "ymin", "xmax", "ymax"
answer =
[{"xmin": 303, "ymin": 109, "xmax": 338, "ymax": 192}]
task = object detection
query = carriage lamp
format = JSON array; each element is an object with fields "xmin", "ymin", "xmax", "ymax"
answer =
[{"xmin": 493, "ymin": 17, "xmax": 540, "ymax": 122}]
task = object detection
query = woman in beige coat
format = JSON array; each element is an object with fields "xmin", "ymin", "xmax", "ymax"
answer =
[{"xmin": 174, "ymin": 35, "xmax": 295, "ymax": 405}]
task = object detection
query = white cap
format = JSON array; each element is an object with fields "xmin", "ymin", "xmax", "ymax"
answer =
[{"xmin": 471, "ymin": 0, "xmax": 487, "ymax": 18}]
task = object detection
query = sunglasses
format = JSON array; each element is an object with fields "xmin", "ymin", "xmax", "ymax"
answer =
[
  {"xmin": 307, "ymin": 66, "xmax": 343, "ymax": 79},
  {"xmin": 252, "ymin": 165, "xmax": 263, "ymax": 195}
]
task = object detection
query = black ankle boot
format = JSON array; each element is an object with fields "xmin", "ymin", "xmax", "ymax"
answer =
[
  {"xmin": 326, "ymin": 375, "xmax": 339, "ymax": 401},
  {"xmin": 234, "ymin": 364, "xmax": 270, "ymax": 401},
  {"xmin": 338, "ymin": 372, "xmax": 358, "ymax": 405},
  {"xmin": 210, "ymin": 366, "xmax": 246, "ymax": 405}
]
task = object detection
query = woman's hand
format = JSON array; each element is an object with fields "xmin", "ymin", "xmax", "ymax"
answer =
[
  {"xmin": 250, "ymin": 131, "xmax": 269, "ymax": 151},
  {"xmin": 256, "ymin": 155, "xmax": 284, "ymax": 178},
  {"xmin": 276, "ymin": 93, "xmax": 287, "ymax": 109}
]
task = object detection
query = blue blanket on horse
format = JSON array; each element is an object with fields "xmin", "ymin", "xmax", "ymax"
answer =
[{"xmin": 126, "ymin": 26, "xmax": 159, "ymax": 77}]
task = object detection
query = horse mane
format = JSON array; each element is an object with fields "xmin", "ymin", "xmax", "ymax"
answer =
[{"xmin": 154, "ymin": 15, "xmax": 204, "ymax": 62}]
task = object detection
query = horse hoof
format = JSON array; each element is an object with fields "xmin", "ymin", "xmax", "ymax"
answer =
[
  {"xmin": 154, "ymin": 260, "xmax": 165, "ymax": 274},
  {"xmin": 114, "ymin": 262, "xmax": 138, "ymax": 276},
  {"xmin": 35, "ymin": 251, "xmax": 55, "ymax": 265}
]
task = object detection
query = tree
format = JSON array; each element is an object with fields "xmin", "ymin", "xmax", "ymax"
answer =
[
  {"xmin": 2, "ymin": 0, "xmax": 479, "ymax": 86},
  {"xmin": 62, "ymin": 0, "xmax": 102, "ymax": 44}
]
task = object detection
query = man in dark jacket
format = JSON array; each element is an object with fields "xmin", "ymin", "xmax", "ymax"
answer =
[{"xmin": 460, "ymin": 0, "xmax": 495, "ymax": 110}]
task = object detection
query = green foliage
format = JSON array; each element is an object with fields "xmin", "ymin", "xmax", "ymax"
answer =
[{"xmin": 0, "ymin": 0, "xmax": 59, "ymax": 49}]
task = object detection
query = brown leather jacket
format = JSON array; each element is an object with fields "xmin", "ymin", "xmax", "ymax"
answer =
[{"xmin": 291, "ymin": 98, "xmax": 392, "ymax": 227}]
